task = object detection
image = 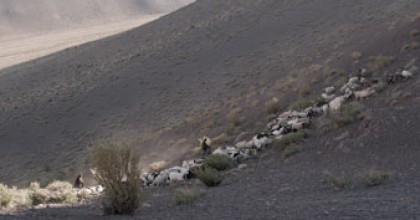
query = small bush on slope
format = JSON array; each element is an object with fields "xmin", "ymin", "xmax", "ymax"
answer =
[
  {"xmin": 91, "ymin": 142, "xmax": 143, "ymax": 215},
  {"xmin": 173, "ymin": 187, "xmax": 206, "ymax": 205},
  {"xmin": 196, "ymin": 166, "xmax": 224, "ymax": 187},
  {"xmin": 274, "ymin": 130, "xmax": 309, "ymax": 147},
  {"xmin": 204, "ymin": 154, "xmax": 233, "ymax": 171},
  {"xmin": 327, "ymin": 175, "xmax": 352, "ymax": 190},
  {"xmin": 46, "ymin": 181, "xmax": 77, "ymax": 204},
  {"xmin": 360, "ymin": 169, "xmax": 390, "ymax": 187},
  {"xmin": 333, "ymin": 102, "xmax": 365, "ymax": 127},
  {"xmin": 282, "ymin": 144, "xmax": 302, "ymax": 158},
  {"xmin": 0, "ymin": 183, "xmax": 13, "ymax": 207}
]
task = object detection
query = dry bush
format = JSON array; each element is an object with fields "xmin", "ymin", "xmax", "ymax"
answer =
[
  {"xmin": 91, "ymin": 142, "xmax": 143, "ymax": 215},
  {"xmin": 204, "ymin": 155, "xmax": 233, "ymax": 171},
  {"xmin": 0, "ymin": 183, "xmax": 13, "ymax": 207},
  {"xmin": 289, "ymin": 98, "xmax": 313, "ymax": 110},
  {"xmin": 227, "ymin": 109, "xmax": 241, "ymax": 127},
  {"xmin": 333, "ymin": 102, "xmax": 365, "ymax": 127},
  {"xmin": 11, "ymin": 188, "xmax": 31, "ymax": 208},
  {"xmin": 360, "ymin": 169, "xmax": 390, "ymax": 187},
  {"xmin": 282, "ymin": 144, "xmax": 302, "ymax": 158},
  {"xmin": 46, "ymin": 181, "xmax": 77, "ymax": 204},
  {"xmin": 196, "ymin": 166, "xmax": 224, "ymax": 187},
  {"xmin": 372, "ymin": 80, "xmax": 387, "ymax": 93},
  {"xmin": 77, "ymin": 188, "xmax": 92, "ymax": 200},
  {"xmin": 351, "ymin": 51, "xmax": 363, "ymax": 61},
  {"xmin": 326, "ymin": 175, "xmax": 352, "ymax": 190},
  {"xmin": 265, "ymin": 97, "xmax": 280, "ymax": 114},
  {"xmin": 212, "ymin": 133, "xmax": 232, "ymax": 146},
  {"xmin": 29, "ymin": 182, "xmax": 41, "ymax": 191},
  {"xmin": 29, "ymin": 180, "xmax": 77, "ymax": 205},
  {"xmin": 172, "ymin": 187, "xmax": 206, "ymax": 205},
  {"xmin": 368, "ymin": 55, "xmax": 394, "ymax": 72},
  {"xmin": 274, "ymin": 130, "xmax": 309, "ymax": 147},
  {"xmin": 30, "ymin": 188, "xmax": 50, "ymax": 205}
]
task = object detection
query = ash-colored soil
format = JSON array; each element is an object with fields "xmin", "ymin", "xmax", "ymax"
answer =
[{"xmin": 1, "ymin": 0, "xmax": 420, "ymax": 219}]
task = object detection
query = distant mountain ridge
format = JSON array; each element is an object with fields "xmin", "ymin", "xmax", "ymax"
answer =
[{"xmin": 0, "ymin": 0, "xmax": 194, "ymax": 34}]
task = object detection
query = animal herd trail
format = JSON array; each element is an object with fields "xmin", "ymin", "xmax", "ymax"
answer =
[{"xmin": 140, "ymin": 69, "xmax": 415, "ymax": 188}]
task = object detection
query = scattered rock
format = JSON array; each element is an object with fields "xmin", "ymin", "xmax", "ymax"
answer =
[{"xmin": 142, "ymin": 203, "xmax": 151, "ymax": 208}]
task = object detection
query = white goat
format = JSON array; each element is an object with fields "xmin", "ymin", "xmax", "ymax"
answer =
[
  {"xmin": 329, "ymin": 96, "xmax": 346, "ymax": 112},
  {"xmin": 354, "ymin": 87, "xmax": 375, "ymax": 99},
  {"xmin": 401, "ymin": 70, "xmax": 413, "ymax": 78},
  {"xmin": 213, "ymin": 147, "xmax": 228, "ymax": 156},
  {"xmin": 324, "ymin": 86, "xmax": 336, "ymax": 95},
  {"xmin": 321, "ymin": 93, "xmax": 336, "ymax": 102},
  {"xmin": 152, "ymin": 171, "xmax": 169, "ymax": 186},
  {"xmin": 348, "ymin": 77, "xmax": 360, "ymax": 84}
]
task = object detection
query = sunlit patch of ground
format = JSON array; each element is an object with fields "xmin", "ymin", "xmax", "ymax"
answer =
[{"xmin": 0, "ymin": 14, "xmax": 162, "ymax": 70}]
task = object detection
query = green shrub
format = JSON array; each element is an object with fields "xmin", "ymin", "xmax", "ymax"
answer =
[
  {"xmin": 333, "ymin": 102, "xmax": 365, "ymax": 127},
  {"xmin": 196, "ymin": 166, "xmax": 224, "ymax": 187},
  {"xmin": 91, "ymin": 142, "xmax": 143, "ymax": 215},
  {"xmin": 204, "ymin": 154, "xmax": 233, "ymax": 171},
  {"xmin": 360, "ymin": 169, "xmax": 390, "ymax": 187},
  {"xmin": 172, "ymin": 187, "xmax": 206, "ymax": 205},
  {"xmin": 0, "ymin": 184, "xmax": 13, "ymax": 207}
]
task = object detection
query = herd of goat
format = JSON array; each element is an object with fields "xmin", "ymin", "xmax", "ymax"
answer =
[{"xmin": 80, "ymin": 68, "xmax": 414, "ymax": 192}]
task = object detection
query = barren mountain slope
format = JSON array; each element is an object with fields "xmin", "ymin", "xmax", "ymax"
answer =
[
  {"xmin": 0, "ymin": 0, "xmax": 419, "ymax": 189},
  {"xmin": 5, "ymin": 10, "xmax": 420, "ymax": 220}
]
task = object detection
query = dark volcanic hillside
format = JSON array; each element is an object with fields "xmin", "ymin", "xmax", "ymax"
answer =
[{"xmin": 0, "ymin": 0, "xmax": 419, "ymax": 188}]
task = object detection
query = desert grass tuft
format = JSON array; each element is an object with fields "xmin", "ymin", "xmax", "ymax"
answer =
[
  {"xmin": 274, "ymin": 130, "xmax": 310, "ymax": 147},
  {"xmin": 265, "ymin": 97, "xmax": 280, "ymax": 114},
  {"xmin": 45, "ymin": 181, "xmax": 77, "ymax": 204},
  {"xmin": 196, "ymin": 166, "xmax": 224, "ymax": 187},
  {"xmin": 326, "ymin": 175, "xmax": 352, "ymax": 190},
  {"xmin": 172, "ymin": 187, "xmax": 206, "ymax": 205},
  {"xmin": 0, "ymin": 183, "xmax": 14, "ymax": 207},
  {"xmin": 368, "ymin": 55, "xmax": 394, "ymax": 72},
  {"xmin": 351, "ymin": 51, "xmax": 363, "ymax": 61},
  {"xmin": 204, "ymin": 154, "xmax": 233, "ymax": 171},
  {"xmin": 360, "ymin": 169, "xmax": 390, "ymax": 187},
  {"xmin": 282, "ymin": 144, "xmax": 302, "ymax": 158},
  {"xmin": 333, "ymin": 102, "xmax": 365, "ymax": 127}
]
